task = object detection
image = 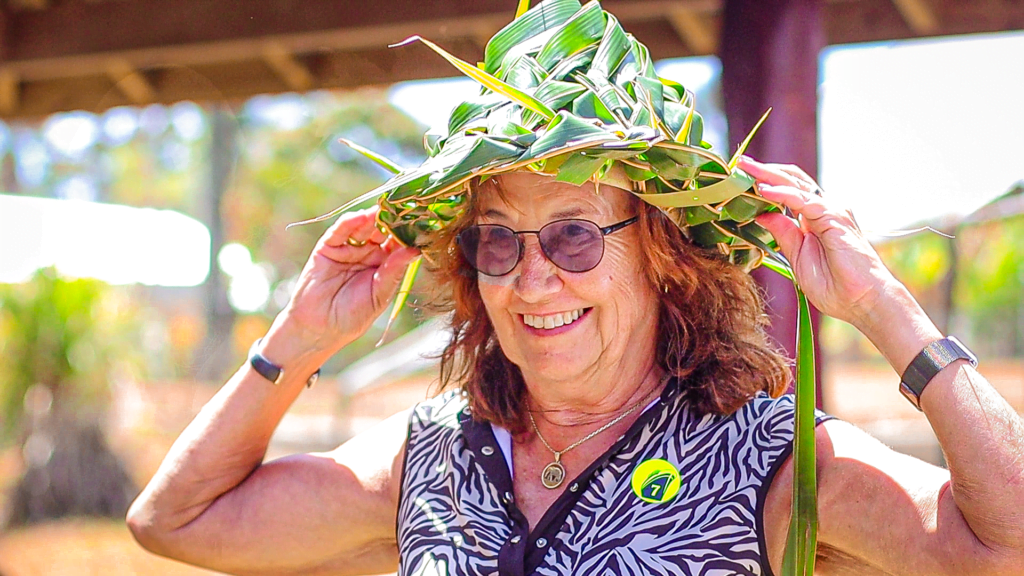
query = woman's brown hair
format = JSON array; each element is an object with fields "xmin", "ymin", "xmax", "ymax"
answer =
[{"xmin": 421, "ymin": 176, "xmax": 791, "ymax": 433}]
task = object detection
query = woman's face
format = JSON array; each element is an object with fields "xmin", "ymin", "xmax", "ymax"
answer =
[{"xmin": 474, "ymin": 172, "xmax": 661, "ymax": 388}]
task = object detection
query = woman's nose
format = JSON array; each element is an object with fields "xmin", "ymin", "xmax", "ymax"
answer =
[{"xmin": 513, "ymin": 236, "xmax": 562, "ymax": 302}]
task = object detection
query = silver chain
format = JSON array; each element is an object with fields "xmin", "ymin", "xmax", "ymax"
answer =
[{"xmin": 528, "ymin": 385, "xmax": 658, "ymax": 462}]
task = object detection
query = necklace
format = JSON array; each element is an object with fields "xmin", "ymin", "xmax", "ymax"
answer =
[{"xmin": 528, "ymin": 386, "xmax": 657, "ymax": 489}]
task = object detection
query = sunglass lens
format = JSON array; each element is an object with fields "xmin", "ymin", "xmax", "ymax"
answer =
[
  {"xmin": 459, "ymin": 225, "xmax": 521, "ymax": 276},
  {"xmin": 539, "ymin": 220, "xmax": 604, "ymax": 272}
]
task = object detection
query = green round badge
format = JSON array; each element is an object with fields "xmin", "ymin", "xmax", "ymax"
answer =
[{"xmin": 630, "ymin": 459, "xmax": 681, "ymax": 504}]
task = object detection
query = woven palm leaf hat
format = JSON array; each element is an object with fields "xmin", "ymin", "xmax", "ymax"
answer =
[{"xmin": 316, "ymin": 0, "xmax": 787, "ymax": 274}]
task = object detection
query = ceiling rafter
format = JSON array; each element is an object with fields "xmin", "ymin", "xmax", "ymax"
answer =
[
  {"xmin": 0, "ymin": 68, "xmax": 19, "ymax": 115},
  {"xmin": 261, "ymin": 41, "xmax": 315, "ymax": 92},
  {"xmin": 105, "ymin": 59, "xmax": 156, "ymax": 105},
  {"xmin": 667, "ymin": 8, "xmax": 718, "ymax": 55},
  {"xmin": 890, "ymin": 0, "xmax": 940, "ymax": 34}
]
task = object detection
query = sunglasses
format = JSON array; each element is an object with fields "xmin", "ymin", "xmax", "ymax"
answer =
[{"xmin": 456, "ymin": 216, "xmax": 638, "ymax": 277}]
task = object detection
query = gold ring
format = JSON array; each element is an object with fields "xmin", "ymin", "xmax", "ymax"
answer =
[{"xmin": 346, "ymin": 237, "xmax": 368, "ymax": 247}]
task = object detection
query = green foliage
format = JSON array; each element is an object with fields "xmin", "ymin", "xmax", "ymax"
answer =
[
  {"xmin": 955, "ymin": 218, "xmax": 1024, "ymax": 322},
  {"xmin": 875, "ymin": 208, "xmax": 1024, "ymax": 358},
  {"xmin": 877, "ymin": 233, "xmax": 952, "ymax": 294},
  {"xmin": 222, "ymin": 92, "xmax": 429, "ymax": 362},
  {"xmin": 227, "ymin": 91, "xmax": 425, "ymax": 280},
  {"xmin": 0, "ymin": 268, "xmax": 143, "ymax": 442}
]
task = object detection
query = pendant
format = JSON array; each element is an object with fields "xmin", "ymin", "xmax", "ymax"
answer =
[{"xmin": 541, "ymin": 461, "xmax": 566, "ymax": 489}]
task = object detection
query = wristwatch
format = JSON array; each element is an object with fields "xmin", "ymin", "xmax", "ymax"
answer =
[
  {"xmin": 248, "ymin": 338, "xmax": 320, "ymax": 388},
  {"xmin": 899, "ymin": 336, "xmax": 977, "ymax": 411}
]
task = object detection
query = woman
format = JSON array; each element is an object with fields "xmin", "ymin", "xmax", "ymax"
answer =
[
  {"xmin": 128, "ymin": 2, "xmax": 1024, "ymax": 574},
  {"xmin": 128, "ymin": 162, "xmax": 1024, "ymax": 575}
]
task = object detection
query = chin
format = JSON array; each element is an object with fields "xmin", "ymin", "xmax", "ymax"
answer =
[{"xmin": 516, "ymin": 351, "xmax": 596, "ymax": 384}]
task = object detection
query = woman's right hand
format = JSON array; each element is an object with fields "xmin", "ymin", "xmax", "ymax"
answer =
[{"xmin": 266, "ymin": 207, "xmax": 420, "ymax": 358}]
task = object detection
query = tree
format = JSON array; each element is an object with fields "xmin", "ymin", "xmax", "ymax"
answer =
[{"xmin": 0, "ymin": 268, "xmax": 139, "ymax": 526}]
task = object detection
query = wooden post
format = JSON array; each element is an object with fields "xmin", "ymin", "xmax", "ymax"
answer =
[
  {"xmin": 720, "ymin": 0, "xmax": 825, "ymax": 404},
  {"xmin": 193, "ymin": 106, "xmax": 238, "ymax": 381}
]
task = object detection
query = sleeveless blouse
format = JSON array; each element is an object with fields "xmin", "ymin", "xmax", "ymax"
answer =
[{"xmin": 397, "ymin": 382, "xmax": 831, "ymax": 576}]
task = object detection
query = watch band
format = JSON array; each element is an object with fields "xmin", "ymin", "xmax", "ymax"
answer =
[
  {"xmin": 899, "ymin": 336, "xmax": 977, "ymax": 410},
  {"xmin": 248, "ymin": 338, "xmax": 320, "ymax": 388}
]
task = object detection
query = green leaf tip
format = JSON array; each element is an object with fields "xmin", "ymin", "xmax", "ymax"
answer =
[
  {"xmin": 728, "ymin": 107, "xmax": 772, "ymax": 170},
  {"xmin": 515, "ymin": 0, "xmax": 531, "ymax": 19},
  {"xmin": 392, "ymin": 35, "xmax": 556, "ymax": 120},
  {"xmin": 376, "ymin": 256, "xmax": 423, "ymax": 347},
  {"xmin": 337, "ymin": 138, "xmax": 404, "ymax": 175}
]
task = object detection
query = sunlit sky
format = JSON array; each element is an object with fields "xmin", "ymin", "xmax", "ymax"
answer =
[
  {"xmin": 820, "ymin": 32, "xmax": 1024, "ymax": 233},
  {"xmin": 0, "ymin": 193, "xmax": 210, "ymax": 286},
  {"xmin": 2, "ymin": 31, "xmax": 1022, "ymax": 290}
]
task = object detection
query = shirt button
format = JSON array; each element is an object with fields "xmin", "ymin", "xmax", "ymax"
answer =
[
  {"xmin": 510, "ymin": 535, "xmax": 522, "ymax": 544},
  {"xmin": 536, "ymin": 538, "xmax": 547, "ymax": 548},
  {"xmin": 569, "ymin": 483, "xmax": 579, "ymax": 492},
  {"xmin": 481, "ymin": 446, "xmax": 495, "ymax": 456},
  {"xmin": 503, "ymin": 491, "xmax": 514, "ymax": 503}
]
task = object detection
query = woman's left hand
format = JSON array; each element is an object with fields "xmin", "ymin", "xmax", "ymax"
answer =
[{"xmin": 736, "ymin": 156, "xmax": 896, "ymax": 327}]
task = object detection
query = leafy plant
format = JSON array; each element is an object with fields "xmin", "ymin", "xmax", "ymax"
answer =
[{"xmin": 0, "ymin": 268, "xmax": 140, "ymax": 525}]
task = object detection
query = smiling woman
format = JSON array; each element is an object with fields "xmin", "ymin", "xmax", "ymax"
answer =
[{"xmin": 127, "ymin": 1, "xmax": 1024, "ymax": 575}]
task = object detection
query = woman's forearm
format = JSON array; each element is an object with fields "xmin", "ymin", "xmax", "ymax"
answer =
[
  {"xmin": 127, "ymin": 318, "xmax": 335, "ymax": 545},
  {"xmin": 855, "ymin": 279, "xmax": 1024, "ymax": 551}
]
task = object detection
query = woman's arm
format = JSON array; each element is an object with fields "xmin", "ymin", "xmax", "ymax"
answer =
[
  {"xmin": 855, "ymin": 278, "xmax": 1024, "ymax": 555},
  {"xmin": 741, "ymin": 157, "xmax": 1024, "ymax": 574},
  {"xmin": 765, "ymin": 286, "xmax": 1024, "ymax": 575},
  {"xmin": 127, "ymin": 208, "xmax": 420, "ymax": 574}
]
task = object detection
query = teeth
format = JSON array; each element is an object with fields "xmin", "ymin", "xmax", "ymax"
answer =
[{"xmin": 523, "ymin": 309, "xmax": 586, "ymax": 330}]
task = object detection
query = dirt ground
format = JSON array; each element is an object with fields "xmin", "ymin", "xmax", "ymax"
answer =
[{"xmin": 0, "ymin": 520, "xmax": 224, "ymax": 576}]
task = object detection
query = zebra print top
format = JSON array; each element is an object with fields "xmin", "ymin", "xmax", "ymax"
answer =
[{"xmin": 397, "ymin": 380, "xmax": 831, "ymax": 576}]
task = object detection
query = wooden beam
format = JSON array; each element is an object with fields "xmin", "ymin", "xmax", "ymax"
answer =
[
  {"xmin": 890, "ymin": 0, "xmax": 940, "ymax": 35},
  {"xmin": 825, "ymin": 0, "xmax": 913, "ymax": 45},
  {"xmin": 0, "ymin": 68, "xmax": 19, "ymax": 115},
  {"xmin": 1, "ymin": 42, "xmax": 488, "ymax": 119},
  {"xmin": 105, "ymin": 59, "xmax": 156, "ymax": 105},
  {"xmin": 667, "ymin": 8, "xmax": 719, "ymax": 55},
  {"xmin": 0, "ymin": 0, "xmax": 1023, "ymax": 120},
  {"xmin": 626, "ymin": 18, "xmax": 693, "ymax": 60},
  {"xmin": 261, "ymin": 42, "xmax": 314, "ymax": 92},
  {"xmin": 5, "ymin": 0, "xmax": 716, "ymax": 61}
]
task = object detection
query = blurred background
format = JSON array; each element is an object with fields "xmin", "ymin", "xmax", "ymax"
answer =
[{"xmin": 0, "ymin": 0, "xmax": 1021, "ymax": 574}]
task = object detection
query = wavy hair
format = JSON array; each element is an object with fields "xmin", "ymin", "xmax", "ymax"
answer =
[{"xmin": 421, "ymin": 176, "xmax": 791, "ymax": 433}]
